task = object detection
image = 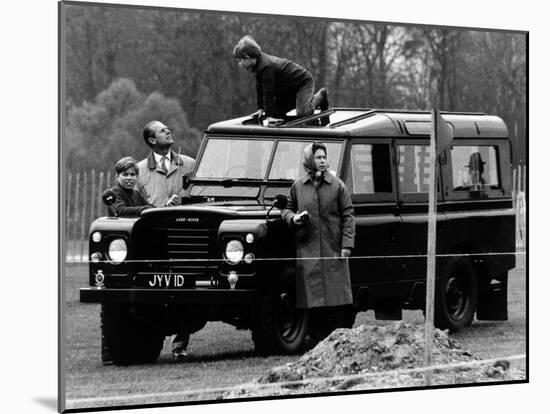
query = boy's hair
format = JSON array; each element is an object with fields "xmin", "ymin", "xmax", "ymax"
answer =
[
  {"xmin": 115, "ymin": 156, "xmax": 138, "ymax": 175},
  {"xmin": 233, "ymin": 35, "xmax": 262, "ymax": 59}
]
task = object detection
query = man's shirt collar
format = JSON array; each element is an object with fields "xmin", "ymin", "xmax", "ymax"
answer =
[{"xmin": 153, "ymin": 152, "xmax": 171, "ymax": 164}]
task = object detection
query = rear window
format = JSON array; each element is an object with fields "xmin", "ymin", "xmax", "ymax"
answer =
[{"xmin": 451, "ymin": 146, "xmax": 500, "ymax": 190}]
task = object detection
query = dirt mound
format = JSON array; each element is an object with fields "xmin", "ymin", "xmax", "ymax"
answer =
[{"xmin": 223, "ymin": 322, "xmax": 524, "ymax": 398}]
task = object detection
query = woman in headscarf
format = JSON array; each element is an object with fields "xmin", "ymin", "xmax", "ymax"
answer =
[{"xmin": 281, "ymin": 142, "xmax": 356, "ymax": 339}]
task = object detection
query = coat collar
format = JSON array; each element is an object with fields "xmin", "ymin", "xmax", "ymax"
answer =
[
  {"xmin": 253, "ymin": 52, "xmax": 269, "ymax": 75},
  {"xmin": 301, "ymin": 171, "xmax": 334, "ymax": 185},
  {"xmin": 146, "ymin": 149, "xmax": 183, "ymax": 171}
]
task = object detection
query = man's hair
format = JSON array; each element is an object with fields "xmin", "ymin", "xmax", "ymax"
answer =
[
  {"xmin": 143, "ymin": 120, "xmax": 159, "ymax": 147},
  {"xmin": 233, "ymin": 35, "xmax": 262, "ymax": 59},
  {"xmin": 115, "ymin": 156, "xmax": 138, "ymax": 175}
]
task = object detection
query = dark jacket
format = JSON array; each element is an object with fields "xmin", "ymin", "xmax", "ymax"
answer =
[
  {"xmin": 254, "ymin": 52, "xmax": 313, "ymax": 118},
  {"xmin": 281, "ymin": 172, "xmax": 356, "ymax": 309},
  {"xmin": 108, "ymin": 183, "xmax": 153, "ymax": 217}
]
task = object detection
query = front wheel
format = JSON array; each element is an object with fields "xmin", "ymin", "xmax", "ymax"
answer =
[
  {"xmin": 434, "ymin": 258, "xmax": 478, "ymax": 332},
  {"xmin": 251, "ymin": 269, "xmax": 309, "ymax": 355},
  {"xmin": 101, "ymin": 304, "xmax": 165, "ymax": 365}
]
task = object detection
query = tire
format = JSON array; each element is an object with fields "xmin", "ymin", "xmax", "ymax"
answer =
[
  {"xmin": 434, "ymin": 258, "xmax": 478, "ymax": 332},
  {"xmin": 251, "ymin": 268, "xmax": 309, "ymax": 355},
  {"xmin": 101, "ymin": 304, "xmax": 165, "ymax": 365},
  {"xmin": 308, "ymin": 305, "xmax": 356, "ymax": 344}
]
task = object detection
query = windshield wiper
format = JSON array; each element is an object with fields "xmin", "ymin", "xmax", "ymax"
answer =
[{"xmin": 221, "ymin": 177, "xmax": 264, "ymax": 187}]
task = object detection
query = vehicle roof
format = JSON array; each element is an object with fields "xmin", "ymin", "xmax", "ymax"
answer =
[{"xmin": 206, "ymin": 108, "xmax": 509, "ymax": 139}]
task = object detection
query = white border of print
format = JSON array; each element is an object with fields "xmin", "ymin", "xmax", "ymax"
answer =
[{"xmin": 4, "ymin": 0, "xmax": 542, "ymax": 413}]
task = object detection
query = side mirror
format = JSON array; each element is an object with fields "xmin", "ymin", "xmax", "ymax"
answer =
[
  {"xmin": 182, "ymin": 173, "xmax": 191, "ymax": 190},
  {"xmin": 102, "ymin": 189, "xmax": 116, "ymax": 206},
  {"xmin": 273, "ymin": 194, "xmax": 288, "ymax": 210}
]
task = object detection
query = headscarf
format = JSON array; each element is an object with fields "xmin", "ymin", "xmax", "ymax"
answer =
[{"xmin": 303, "ymin": 142, "xmax": 329, "ymax": 179}]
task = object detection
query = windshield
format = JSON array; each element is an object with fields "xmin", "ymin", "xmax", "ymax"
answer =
[
  {"xmin": 269, "ymin": 141, "xmax": 343, "ymax": 179},
  {"xmin": 194, "ymin": 137, "xmax": 343, "ymax": 181},
  {"xmin": 195, "ymin": 138, "xmax": 274, "ymax": 179}
]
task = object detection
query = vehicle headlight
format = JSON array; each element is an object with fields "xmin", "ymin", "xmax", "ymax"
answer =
[
  {"xmin": 225, "ymin": 240, "xmax": 244, "ymax": 264},
  {"xmin": 92, "ymin": 232, "xmax": 102, "ymax": 243},
  {"xmin": 108, "ymin": 238, "xmax": 127, "ymax": 264}
]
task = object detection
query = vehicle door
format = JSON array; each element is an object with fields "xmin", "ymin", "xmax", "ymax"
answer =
[
  {"xmin": 343, "ymin": 139, "xmax": 401, "ymax": 289},
  {"xmin": 440, "ymin": 140, "xmax": 515, "ymax": 272},
  {"xmin": 394, "ymin": 138, "xmax": 446, "ymax": 284}
]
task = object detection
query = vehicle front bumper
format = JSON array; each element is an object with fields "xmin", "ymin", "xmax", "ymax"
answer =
[{"xmin": 79, "ymin": 287, "xmax": 258, "ymax": 304}]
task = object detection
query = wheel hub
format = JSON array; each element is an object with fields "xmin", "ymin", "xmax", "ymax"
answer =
[
  {"xmin": 277, "ymin": 292, "xmax": 300, "ymax": 341},
  {"xmin": 446, "ymin": 276, "xmax": 467, "ymax": 319}
]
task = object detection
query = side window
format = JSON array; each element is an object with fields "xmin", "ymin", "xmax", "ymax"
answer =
[
  {"xmin": 346, "ymin": 144, "xmax": 392, "ymax": 194},
  {"xmin": 269, "ymin": 141, "xmax": 343, "ymax": 180},
  {"xmin": 451, "ymin": 146, "xmax": 499, "ymax": 190},
  {"xmin": 397, "ymin": 145, "xmax": 431, "ymax": 193}
]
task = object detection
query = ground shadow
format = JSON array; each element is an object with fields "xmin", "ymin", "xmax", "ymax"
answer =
[
  {"xmin": 33, "ymin": 396, "xmax": 57, "ymax": 411},
  {"xmin": 156, "ymin": 349, "xmax": 259, "ymax": 364}
]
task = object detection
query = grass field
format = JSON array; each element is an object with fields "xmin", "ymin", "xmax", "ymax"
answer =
[{"xmin": 62, "ymin": 255, "xmax": 526, "ymax": 410}]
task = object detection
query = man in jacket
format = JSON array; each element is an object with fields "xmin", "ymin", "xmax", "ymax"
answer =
[
  {"xmin": 233, "ymin": 35, "xmax": 329, "ymax": 122},
  {"xmin": 137, "ymin": 120, "xmax": 196, "ymax": 360},
  {"xmin": 137, "ymin": 120, "xmax": 195, "ymax": 207}
]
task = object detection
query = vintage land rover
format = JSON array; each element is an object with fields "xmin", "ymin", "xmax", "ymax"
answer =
[{"xmin": 80, "ymin": 108, "xmax": 515, "ymax": 365}]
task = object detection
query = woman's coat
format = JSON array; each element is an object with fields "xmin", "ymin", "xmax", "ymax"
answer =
[{"xmin": 282, "ymin": 171, "xmax": 355, "ymax": 309}]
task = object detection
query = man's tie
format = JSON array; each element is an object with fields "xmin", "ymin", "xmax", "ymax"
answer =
[{"xmin": 159, "ymin": 156, "xmax": 168, "ymax": 173}]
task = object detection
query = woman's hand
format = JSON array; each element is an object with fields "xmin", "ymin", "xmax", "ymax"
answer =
[
  {"xmin": 292, "ymin": 214, "xmax": 305, "ymax": 226},
  {"xmin": 341, "ymin": 248, "xmax": 351, "ymax": 258},
  {"xmin": 292, "ymin": 211, "xmax": 309, "ymax": 226}
]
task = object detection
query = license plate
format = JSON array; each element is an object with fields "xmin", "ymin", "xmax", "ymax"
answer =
[{"xmin": 147, "ymin": 274, "xmax": 186, "ymax": 288}]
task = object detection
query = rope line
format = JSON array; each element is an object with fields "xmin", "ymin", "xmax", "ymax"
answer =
[
  {"xmin": 65, "ymin": 250, "xmax": 525, "ymax": 264},
  {"xmin": 65, "ymin": 354, "xmax": 526, "ymax": 407}
]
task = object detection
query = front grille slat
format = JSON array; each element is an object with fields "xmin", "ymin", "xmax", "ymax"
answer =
[{"xmin": 145, "ymin": 220, "xmax": 218, "ymax": 281}]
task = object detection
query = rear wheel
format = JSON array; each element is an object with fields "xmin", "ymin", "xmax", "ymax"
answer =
[
  {"xmin": 251, "ymin": 268, "xmax": 309, "ymax": 355},
  {"xmin": 101, "ymin": 304, "xmax": 165, "ymax": 365},
  {"xmin": 434, "ymin": 258, "xmax": 478, "ymax": 332}
]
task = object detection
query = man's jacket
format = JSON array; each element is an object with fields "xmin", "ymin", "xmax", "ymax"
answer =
[{"xmin": 136, "ymin": 150, "xmax": 195, "ymax": 207}]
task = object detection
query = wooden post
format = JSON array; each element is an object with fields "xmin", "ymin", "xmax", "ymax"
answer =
[
  {"xmin": 424, "ymin": 109, "xmax": 439, "ymax": 386},
  {"xmin": 97, "ymin": 171, "xmax": 104, "ymax": 218},
  {"xmin": 66, "ymin": 172, "xmax": 72, "ymax": 257},
  {"xmin": 73, "ymin": 172, "xmax": 81, "ymax": 261},
  {"xmin": 80, "ymin": 171, "xmax": 88, "ymax": 261},
  {"xmin": 90, "ymin": 169, "xmax": 96, "ymax": 225}
]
